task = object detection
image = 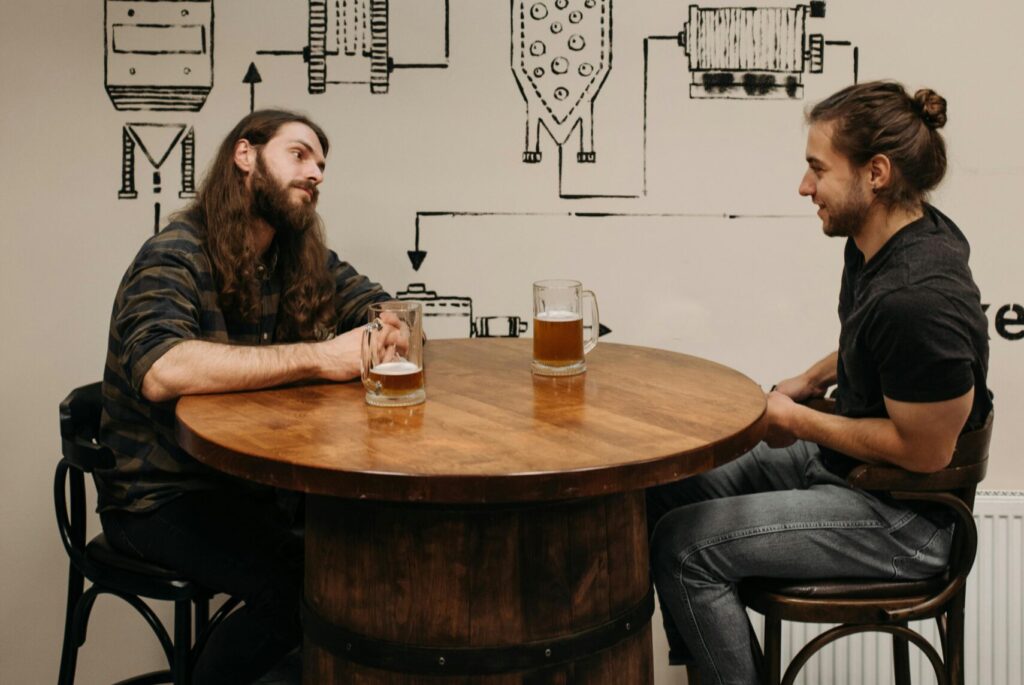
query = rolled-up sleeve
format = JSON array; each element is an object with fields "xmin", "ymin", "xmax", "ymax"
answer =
[
  {"xmin": 115, "ymin": 246, "xmax": 202, "ymax": 394},
  {"xmin": 328, "ymin": 250, "xmax": 391, "ymax": 333}
]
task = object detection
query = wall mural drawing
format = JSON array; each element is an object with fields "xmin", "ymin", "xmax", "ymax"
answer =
[
  {"xmin": 104, "ymin": 0, "xmax": 215, "ymax": 111},
  {"xmin": 118, "ymin": 124, "xmax": 197, "ymax": 233},
  {"xmin": 512, "ymin": 0, "xmax": 612, "ymax": 166},
  {"xmin": 515, "ymin": 2, "xmax": 859, "ymax": 199},
  {"xmin": 99, "ymin": 0, "xmax": 869, "ymax": 338},
  {"xmin": 256, "ymin": 0, "xmax": 450, "ymax": 95},
  {"xmin": 679, "ymin": 3, "xmax": 827, "ymax": 100},
  {"xmin": 242, "ymin": 62, "xmax": 263, "ymax": 113},
  {"xmin": 396, "ymin": 283, "xmax": 608, "ymax": 341},
  {"xmin": 639, "ymin": 2, "xmax": 853, "ymax": 195},
  {"xmin": 396, "ymin": 284, "xmax": 529, "ymax": 339},
  {"xmin": 106, "ymin": 0, "xmax": 212, "ymax": 234}
]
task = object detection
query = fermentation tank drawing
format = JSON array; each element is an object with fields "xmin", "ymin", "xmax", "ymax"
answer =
[{"xmin": 512, "ymin": 0, "xmax": 612, "ymax": 163}]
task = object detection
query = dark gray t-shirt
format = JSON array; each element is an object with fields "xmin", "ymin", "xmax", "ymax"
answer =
[{"xmin": 822, "ymin": 205, "xmax": 992, "ymax": 476}]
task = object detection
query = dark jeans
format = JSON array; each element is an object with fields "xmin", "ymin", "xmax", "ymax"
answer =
[{"xmin": 100, "ymin": 488, "xmax": 304, "ymax": 685}]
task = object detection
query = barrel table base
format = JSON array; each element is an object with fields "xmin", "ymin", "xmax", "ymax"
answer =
[{"xmin": 304, "ymin": 491, "xmax": 655, "ymax": 685}]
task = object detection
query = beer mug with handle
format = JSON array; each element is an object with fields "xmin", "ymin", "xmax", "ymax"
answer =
[
  {"xmin": 361, "ymin": 301, "xmax": 425, "ymax": 406},
  {"xmin": 532, "ymin": 279, "xmax": 600, "ymax": 376}
]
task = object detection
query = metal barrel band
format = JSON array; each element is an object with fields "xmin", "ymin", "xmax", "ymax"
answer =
[{"xmin": 301, "ymin": 587, "xmax": 654, "ymax": 676}]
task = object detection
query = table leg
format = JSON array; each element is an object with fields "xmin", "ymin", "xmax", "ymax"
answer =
[{"xmin": 303, "ymin": 491, "xmax": 654, "ymax": 684}]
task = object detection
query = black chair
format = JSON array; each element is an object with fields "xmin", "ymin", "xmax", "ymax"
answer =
[
  {"xmin": 56, "ymin": 382, "xmax": 240, "ymax": 684},
  {"xmin": 740, "ymin": 406, "xmax": 992, "ymax": 685}
]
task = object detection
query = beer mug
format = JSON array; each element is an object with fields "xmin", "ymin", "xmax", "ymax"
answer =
[
  {"xmin": 532, "ymin": 279, "xmax": 600, "ymax": 376},
  {"xmin": 361, "ymin": 301, "xmax": 425, "ymax": 407}
]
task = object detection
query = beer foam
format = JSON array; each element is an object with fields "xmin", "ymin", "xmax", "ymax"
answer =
[
  {"xmin": 371, "ymin": 361, "xmax": 421, "ymax": 375},
  {"xmin": 536, "ymin": 310, "xmax": 581, "ymax": 322}
]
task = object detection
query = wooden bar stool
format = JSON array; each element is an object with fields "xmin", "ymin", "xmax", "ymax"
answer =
[{"xmin": 740, "ymin": 409, "xmax": 992, "ymax": 685}]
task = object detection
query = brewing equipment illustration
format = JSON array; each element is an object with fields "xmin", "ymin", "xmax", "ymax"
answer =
[
  {"xmin": 678, "ymin": 2, "xmax": 827, "ymax": 100},
  {"xmin": 118, "ymin": 124, "xmax": 196, "ymax": 200},
  {"xmin": 511, "ymin": 0, "xmax": 612, "ymax": 164},
  {"xmin": 257, "ymin": 0, "xmax": 450, "ymax": 95},
  {"xmin": 396, "ymin": 284, "xmax": 528, "ymax": 339},
  {"xmin": 104, "ymin": 0, "xmax": 214, "ymax": 111},
  {"xmin": 396, "ymin": 283, "xmax": 473, "ymax": 339},
  {"xmin": 308, "ymin": 0, "xmax": 390, "ymax": 94}
]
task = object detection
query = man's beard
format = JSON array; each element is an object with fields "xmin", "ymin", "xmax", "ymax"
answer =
[
  {"xmin": 823, "ymin": 178, "xmax": 872, "ymax": 238},
  {"xmin": 251, "ymin": 154, "xmax": 319, "ymax": 235}
]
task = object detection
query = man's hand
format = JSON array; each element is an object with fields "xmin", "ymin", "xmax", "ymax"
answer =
[
  {"xmin": 315, "ymin": 327, "xmax": 364, "ymax": 381},
  {"xmin": 375, "ymin": 311, "xmax": 412, "ymax": 363},
  {"xmin": 764, "ymin": 390, "xmax": 799, "ymax": 448},
  {"xmin": 773, "ymin": 374, "xmax": 829, "ymax": 403},
  {"xmin": 773, "ymin": 351, "xmax": 838, "ymax": 402}
]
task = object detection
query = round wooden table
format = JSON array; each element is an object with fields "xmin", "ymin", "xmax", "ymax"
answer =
[{"xmin": 176, "ymin": 339, "xmax": 767, "ymax": 685}]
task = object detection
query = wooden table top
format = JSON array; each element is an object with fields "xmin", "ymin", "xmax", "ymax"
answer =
[{"xmin": 176, "ymin": 339, "xmax": 766, "ymax": 503}]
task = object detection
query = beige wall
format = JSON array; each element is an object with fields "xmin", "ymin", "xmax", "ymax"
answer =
[{"xmin": 2, "ymin": 1, "xmax": 1022, "ymax": 683}]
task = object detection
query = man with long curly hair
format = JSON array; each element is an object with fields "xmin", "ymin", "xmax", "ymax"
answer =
[{"xmin": 96, "ymin": 110, "xmax": 390, "ymax": 684}]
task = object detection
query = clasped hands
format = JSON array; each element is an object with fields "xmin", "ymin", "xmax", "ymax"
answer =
[
  {"xmin": 371, "ymin": 311, "xmax": 413, "ymax": 364},
  {"xmin": 763, "ymin": 374, "xmax": 832, "ymax": 448}
]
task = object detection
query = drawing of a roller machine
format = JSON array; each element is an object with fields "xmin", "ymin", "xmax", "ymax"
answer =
[
  {"xmin": 397, "ymin": 284, "xmax": 529, "ymax": 340},
  {"xmin": 260, "ymin": 0, "xmax": 449, "ymax": 96},
  {"xmin": 678, "ymin": 2, "xmax": 829, "ymax": 100},
  {"xmin": 512, "ymin": 0, "xmax": 611, "ymax": 164}
]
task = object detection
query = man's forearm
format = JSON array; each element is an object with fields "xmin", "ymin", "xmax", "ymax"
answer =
[
  {"xmin": 802, "ymin": 351, "xmax": 838, "ymax": 391},
  {"xmin": 142, "ymin": 339, "xmax": 324, "ymax": 402},
  {"xmin": 788, "ymin": 407, "xmax": 913, "ymax": 468},
  {"xmin": 783, "ymin": 390, "xmax": 971, "ymax": 473},
  {"xmin": 775, "ymin": 351, "xmax": 838, "ymax": 401}
]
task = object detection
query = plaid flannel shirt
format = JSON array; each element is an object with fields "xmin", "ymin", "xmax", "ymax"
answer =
[{"xmin": 97, "ymin": 221, "xmax": 390, "ymax": 512}]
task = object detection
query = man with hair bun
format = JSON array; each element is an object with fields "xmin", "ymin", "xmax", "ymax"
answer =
[{"xmin": 648, "ymin": 81, "xmax": 992, "ymax": 684}]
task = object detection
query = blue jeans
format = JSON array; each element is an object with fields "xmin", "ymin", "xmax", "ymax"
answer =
[{"xmin": 646, "ymin": 440, "xmax": 953, "ymax": 685}]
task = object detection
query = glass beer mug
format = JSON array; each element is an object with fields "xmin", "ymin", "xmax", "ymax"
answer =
[
  {"xmin": 532, "ymin": 279, "xmax": 600, "ymax": 376},
  {"xmin": 360, "ymin": 301, "xmax": 425, "ymax": 407}
]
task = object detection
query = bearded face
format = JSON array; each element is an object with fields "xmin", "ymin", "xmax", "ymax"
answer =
[
  {"xmin": 250, "ymin": 151, "xmax": 319, "ymax": 235},
  {"xmin": 821, "ymin": 174, "xmax": 872, "ymax": 238}
]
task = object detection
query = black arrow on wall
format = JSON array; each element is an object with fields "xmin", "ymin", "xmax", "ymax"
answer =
[
  {"xmin": 243, "ymin": 62, "xmax": 263, "ymax": 113},
  {"xmin": 408, "ymin": 214, "xmax": 428, "ymax": 270}
]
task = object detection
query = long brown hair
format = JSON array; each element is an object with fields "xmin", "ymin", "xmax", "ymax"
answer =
[
  {"xmin": 174, "ymin": 110, "xmax": 337, "ymax": 341},
  {"xmin": 807, "ymin": 81, "xmax": 948, "ymax": 209}
]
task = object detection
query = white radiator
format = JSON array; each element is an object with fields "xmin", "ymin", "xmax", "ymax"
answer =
[{"xmin": 749, "ymin": 491, "xmax": 1024, "ymax": 685}]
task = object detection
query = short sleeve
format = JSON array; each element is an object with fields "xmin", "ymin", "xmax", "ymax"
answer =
[
  {"xmin": 865, "ymin": 287, "xmax": 974, "ymax": 402},
  {"xmin": 115, "ymin": 246, "xmax": 203, "ymax": 393}
]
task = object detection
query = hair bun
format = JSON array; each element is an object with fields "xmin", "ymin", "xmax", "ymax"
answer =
[{"xmin": 913, "ymin": 88, "xmax": 947, "ymax": 129}]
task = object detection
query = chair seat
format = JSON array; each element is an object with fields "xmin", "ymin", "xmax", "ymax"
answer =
[
  {"xmin": 84, "ymin": 534, "xmax": 209, "ymax": 601},
  {"xmin": 740, "ymin": 575, "xmax": 948, "ymax": 625},
  {"xmin": 87, "ymin": 535, "xmax": 184, "ymax": 580}
]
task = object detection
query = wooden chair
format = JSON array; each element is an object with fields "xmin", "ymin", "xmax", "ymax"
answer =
[
  {"xmin": 55, "ymin": 382, "xmax": 240, "ymax": 684},
  {"xmin": 740, "ymin": 406, "xmax": 992, "ymax": 685}
]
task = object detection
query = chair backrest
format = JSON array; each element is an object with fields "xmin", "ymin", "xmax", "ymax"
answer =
[
  {"xmin": 59, "ymin": 382, "xmax": 114, "ymax": 472},
  {"xmin": 847, "ymin": 411, "xmax": 994, "ymax": 622},
  {"xmin": 56, "ymin": 382, "xmax": 112, "ymax": 569},
  {"xmin": 805, "ymin": 395, "xmax": 992, "ymax": 501},
  {"xmin": 846, "ymin": 411, "xmax": 992, "ymax": 499}
]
